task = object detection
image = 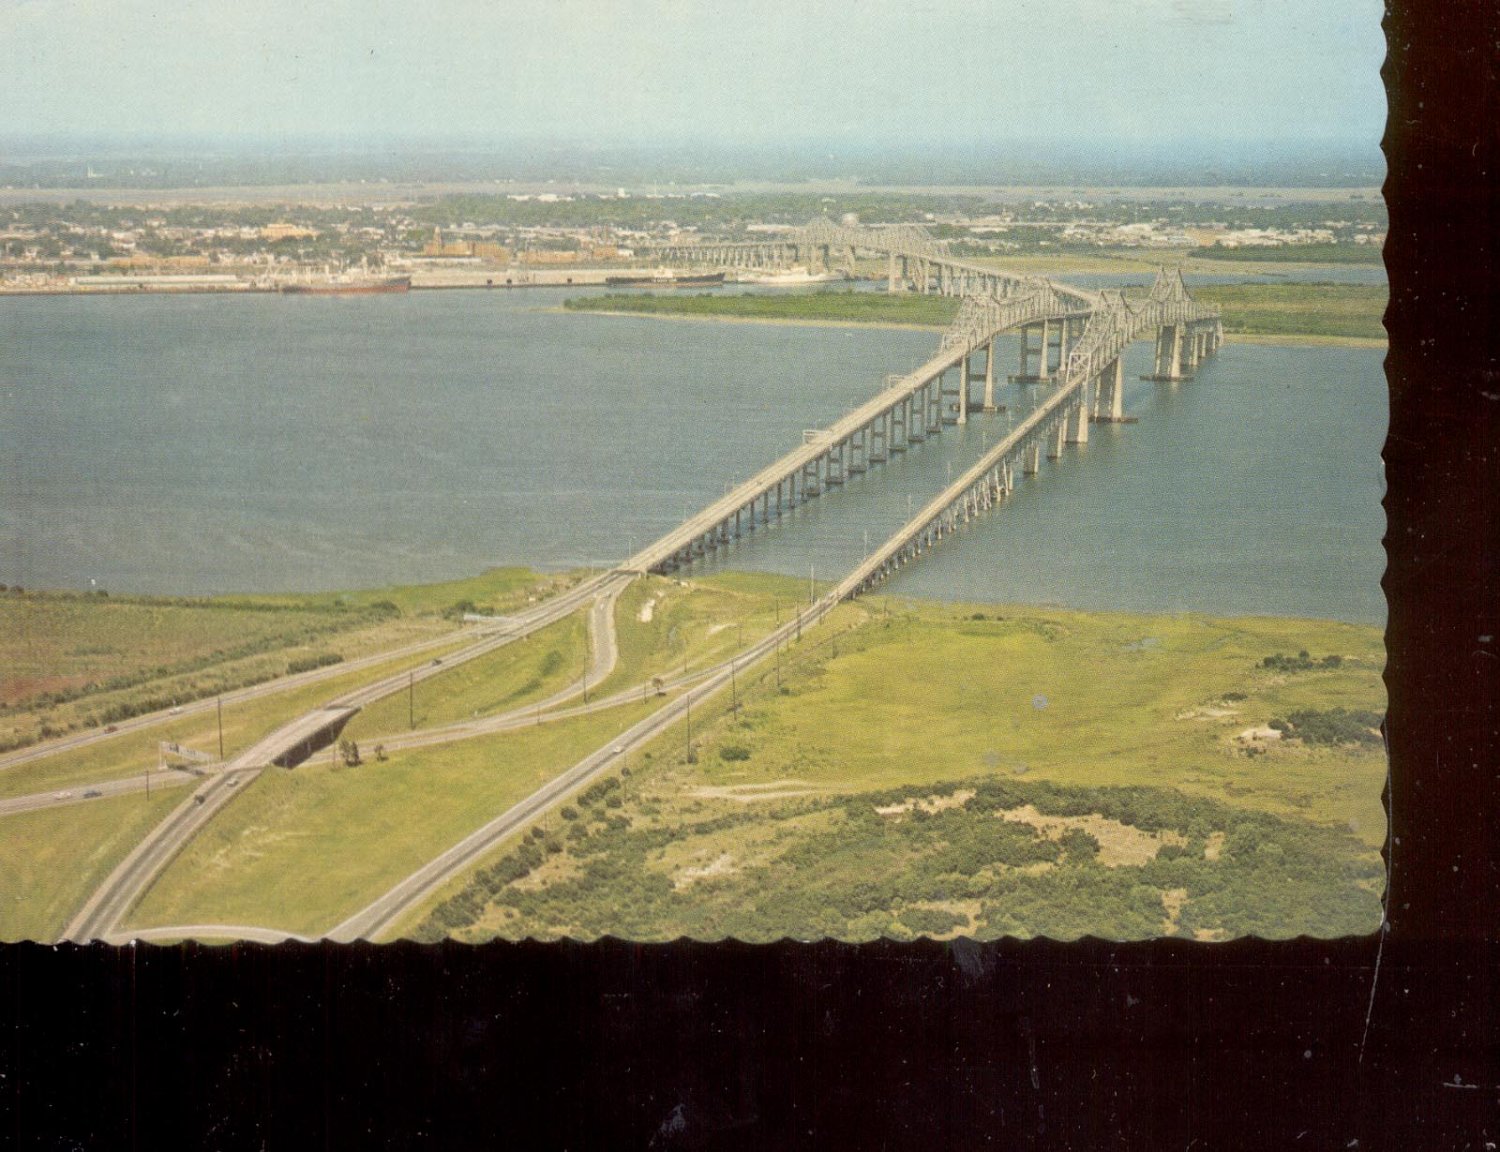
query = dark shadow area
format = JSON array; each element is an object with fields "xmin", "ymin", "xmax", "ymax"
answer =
[{"xmin": 2, "ymin": 0, "xmax": 1496, "ymax": 1144}]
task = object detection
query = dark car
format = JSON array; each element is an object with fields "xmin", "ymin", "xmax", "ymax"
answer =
[{"xmin": 82, "ymin": 789, "xmax": 102, "ymax": 798}]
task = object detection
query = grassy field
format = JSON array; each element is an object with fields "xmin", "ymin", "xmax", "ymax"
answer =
[
  {"xmin": 595, "ymin": 571, "xmax": 808, "ymax": 698},
  {"xmin": 0, "ymin": 632, "xmax": 477, "ymax": 800},
  {"xmin": 340, "ymin": 611, "xmax": 591, "ymax": 744},
  {"xmin": 1194, "ymin": 282, "xmax": 1387, "ymax": 341},
  {"xmin": 127, "ymin": 701, "xmax": 663, "ymax": 937},
  {"xmin": 412, "ymin": 600, "xmax": 1386, "ymax": 942},
  {"xmin": 0, "ymin": 567, "xmax": 580, "ymax": 754},
  {"xmin": 0, "ymin": 789, "xmax": 182, "ymax": 941},
  {"xmin": 564, "ymin": 283, "xmax": 1386, "ymax": 342},
  {"xmin": 565, "ymin": 289, "xmax": 962, "ymax": 327},
  {"xmin": 1190, "ymin": 244, "xmax": 1383, "ymax": 265}
]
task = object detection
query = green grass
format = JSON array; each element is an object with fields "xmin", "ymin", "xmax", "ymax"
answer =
[
  {"xmin": 340, "ymin": 611, "xmax": 592, "ymax": 743},
  {"xmin": 127, "ymin": 701, "xmax": 663, "ymax": 937},
  {"xmin": 564, "ymin": 289, "xmax": 962, "ymax": 327},
  {"xmin": 594, "ymin": 571, "xmax": 806, "ymax": 698},
  {"xmin": 0, "ymin": 567, "xmax": 579, "ymax": 753},
  {"xmin": 0, "ymin": 593, "xmax": 408, "ymax": 745},
  {"xmin": 410, "ymin": 600, "xmax": 1386, "ymax": 943},
  {"xmin": 0, "ymin": 790, "xmax": 182, "ymax": 941},
  {"xmin": 1190, "ymin": 244, "xmax": 1384, "ymax": 265},
  {"xmin": 0, "ymin": 633, "xmax": 477, "ymax": 800},
  {"xmin": 564, "ymin": 282, "xmax": 1386, "ymax": 341},
  {"xmin": 1192, "ymin": 282, "xmax": 1387, "ymax": 340}
]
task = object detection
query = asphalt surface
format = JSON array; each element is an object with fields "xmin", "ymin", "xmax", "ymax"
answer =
[
  {"xmin": 64, "ymin": 571, "xmax": 627, "ymax": 942},
  {"xmin": 328, "ymin": 590, "xmax": 843, "ymax": 942},
  {"xmin": 0, "ymin": 624, "xmax": 470, "ymax": 773}
]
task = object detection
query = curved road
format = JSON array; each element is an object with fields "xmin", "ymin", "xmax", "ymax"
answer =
[
  {"xmin": 328, "ymin": 591, "xmax": 847, "ymax": 942},
  {"xmin": 64, "ymin": 571, "xmax": 629, "ymax": 942},
  {"xmin": 0, "ymin": 622, "xmax": 478, "ymax": 773}
]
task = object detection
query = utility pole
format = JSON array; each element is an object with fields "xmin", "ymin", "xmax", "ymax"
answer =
[
  {"xmin": 731, "ymin": 659, "xmax": 738, "ymax": 717},
  {"xmin": 685, "ymin": 692, "xmax": 692, "ymax": 758},
  {"xmin": 408, "ymin": 670, "xmax": 415, "ymax": 730},
  {"xmin": 216, "ymin": 696, "xmax": 224, "ymax": 761}
]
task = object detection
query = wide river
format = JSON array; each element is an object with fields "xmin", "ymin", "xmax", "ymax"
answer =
[{"xmin": 1, "ymin": 286, "xmax": 1385, "ymax": 623}]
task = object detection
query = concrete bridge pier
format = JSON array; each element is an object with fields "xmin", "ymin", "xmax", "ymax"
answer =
[
  {"xmin": 1066, "ymin": 387, "xmax": 1091, "ymax": 444},
  {"xmin": 1091, "ymin": 358, "xmax": 1131, "ymax": 423},
  {"xmin": 1048, "ymin": 419, "xmax": 1066, "ymax": 460},
  {"xmin": 1011, "ymin": 321, "xmax": 1054, "ymax": 383},
  {"xmin": 982, "ymin": 338, "xmax": 1001, "ymax": 411},
  {"xmin": 952, "ymin": 361, "xmax": 970, "ymax": 425},
  {"xmin": 1024, "ymin": 440, "xmax": 1042, "ymax": 475},
  {"xmin": 869, "ymin": 412, "xmax": 888, "ymax": 463},
  {"xmin": 888, "ymin": 251, "xmax": 901, "ymax": 293},
  {"xmin": 848, "ymin": 427, "xmax": 868, "ymax": 475},
  {"xmin": 1143, "ymin": 324, "xmax": 1191, "ymax": 381}
]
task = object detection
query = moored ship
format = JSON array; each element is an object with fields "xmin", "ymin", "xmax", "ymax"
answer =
[
  {"xmin": 604, "ymin": 268, "xmax": 726, "ymax": 289},
  {"xmin": 280, "ymin": 274, "xmax": 411, "ymax": 295}
]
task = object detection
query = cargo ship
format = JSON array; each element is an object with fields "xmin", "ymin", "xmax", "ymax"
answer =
[
  {"xmin": 737, "ymin": 266, "xmax": 846, "ymax": 286},
  {"xmin": 279, "ymin": 274, "xmax": 411, "ymax": 295},
  {"xmin": 603, "ymin": 268, "xmax": 726, "ymax": 289}
]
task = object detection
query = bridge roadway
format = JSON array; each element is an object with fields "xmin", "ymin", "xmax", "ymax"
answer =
[
  {"xmin": 75, "ymin": 265, "xmax": 1219, "ymax": 944},
  {"xmin": 62, "ymin": 570, "xmax": 631, "ymax": 942},
  {"xmin": 643, "ymin": 219, "xmax": 1100, "ymax": 309},
  {"xmin": 326, "ymin": 282, "xmax": 1221, "ymax": 941},
  {"xmin": 624, "ymin": 286, "xmax": 1096, "ymax": 577},
  {"xmin": 836, "ymin": 290, "xmax": 1222, "ymax": 601}
]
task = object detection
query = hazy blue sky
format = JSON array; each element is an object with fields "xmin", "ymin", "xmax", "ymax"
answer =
[{"xmin": 2, "ymin": 0, "xmax": 1384, "ymax": 149}]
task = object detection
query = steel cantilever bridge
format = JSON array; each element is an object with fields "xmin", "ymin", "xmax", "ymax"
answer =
[
  {"xmin": 627, "ymin": 220, "xmax": 1223, "ymax": 596},
  {"xmin": 59, "ymin": 219, "xmax": 1222, "ymax": 943}
]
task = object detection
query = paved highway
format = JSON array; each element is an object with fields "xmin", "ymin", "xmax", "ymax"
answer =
[
  {"xmin": 0, "ymin": 767, "xmax": 200, "ymax": 816},
  {"xmin": 0, "ymin": 622, "xmax": 476, "ymax": 774},
  {"xmin": 328, "ymin": 589, "xmax": 845, "ymax": 942},
  {"xmin": 64, "ymin": 571, "xmax": 628, "ymax": 942}
]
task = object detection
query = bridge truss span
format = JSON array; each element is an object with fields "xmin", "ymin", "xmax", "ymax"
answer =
[
  {"xmin": 837, "ymin": 270, "xmax": 1223, "ymax": 601},
  {"xmin": 627, "ymin": 285, "xmax": 1096, "ymax": 578}
]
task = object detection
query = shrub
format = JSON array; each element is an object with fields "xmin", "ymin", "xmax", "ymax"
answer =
[
  {"xmin": 898, "ymin": 907, "xmax": 967, "ymax": 935},
  {"xmin": 288, "ymin": 652, "xmax": 343, "ymax": 675},
  {"xmin": 719, "ymin": 745, "xmax": 751, "ymax": 762}
]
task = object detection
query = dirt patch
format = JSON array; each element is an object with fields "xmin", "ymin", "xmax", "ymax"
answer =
[
  {"xmin": 1161, "ymin": 887, "xmax": 1189, "ymax": 935},
  {"xmin": 1177, "ymin": 705, "xmax": 1240, "ymax": 720},
  {"xmin": 1234, "ymin": 725, "xmax": 1282, "ymax": 744},
  {"xmin": 876, "ymin": 788, "xmax": 976, "ymax": 817},
  {"xmin": 512, "ymin": 853, "xmax": 582, "ymax": 891},
  {"xmin": 707, "ymin": 622, "xmax": 733, "ymax": 636},
  {"xmin": 636, "ymin": 597, "xmax": 657, "ymax": 624},
  {"xmin": 673, "ymin": 852, "xmax": 738, "ymax": 889},
  {"xmin": 1204, "ymin": 831, "xmax": 1226, "ymax": 861},
  {"xmin": 996, "ymin": 804, "xmax": 1187, "ymax": 867},
  {"xmin": 692, "ymin": 780, "xmax": 824, "ymax": 803},
  {"xmin": 1, "ymin": 674, "xmax": 93, "ymax": 707}
]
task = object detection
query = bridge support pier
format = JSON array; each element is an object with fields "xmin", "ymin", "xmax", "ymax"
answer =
[
  {"xmin": 1066, "ymin": 388, "xmax": 1090, "ymax": 444},
  {"xmin": 1024, "ymin": 440, "xmax": 1041, "ymax": 475},
  {"xmin": 1048, "ymin": 420, "xmax": 1066, "ymax": 460},
  {"xmin": 1091, "ymin": 358, "xmax": 1133, "ymax": 423},
  {"xmin": 982, "ymin": 338, "xmax": 999, "ymax": 411},
  {"xmin": 1142, "ymin": 324, "xmax": 1191, "ymax": 381}
]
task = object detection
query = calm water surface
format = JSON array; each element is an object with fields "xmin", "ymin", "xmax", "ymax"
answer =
[{"xmin": 1, "ymin": 288, "xmax": 1385, "ymax": 623}]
